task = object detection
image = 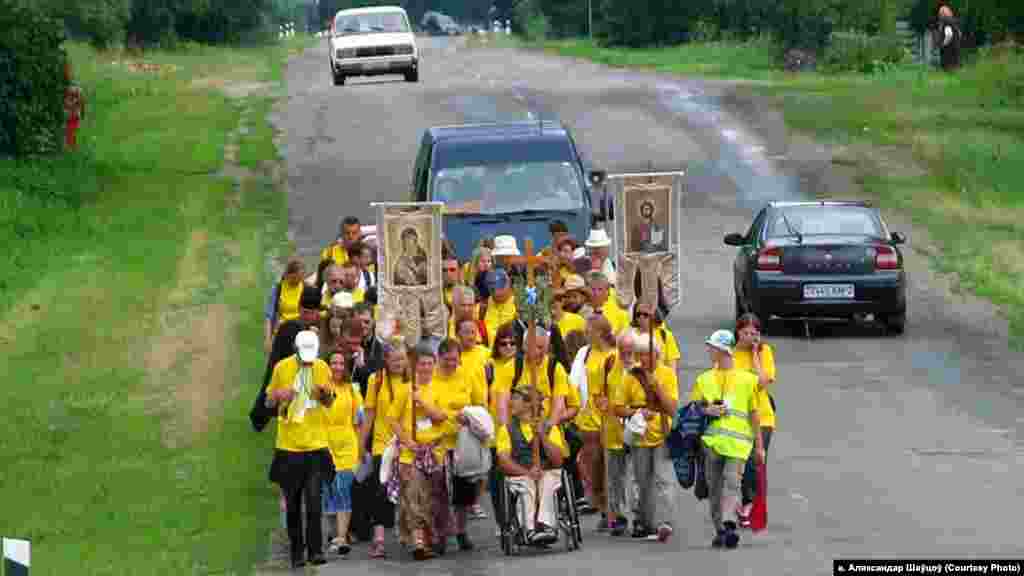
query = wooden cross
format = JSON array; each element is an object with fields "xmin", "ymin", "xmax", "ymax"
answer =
[
  {"xmin": 639, "ymin": 298, "xmax": 669, "ymax": 438},
  {"xmin": 503, "ymin": 239, "xmax": 545, "ymax": 464}
]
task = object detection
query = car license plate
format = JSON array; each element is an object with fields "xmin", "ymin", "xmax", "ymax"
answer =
[
  {"xmin": 803, "ymin": 284, "xmax": 854, "ymax": 299},
  {"xmin": 363, "ymin": 61, "xmax": 388, "ymax": 70}
]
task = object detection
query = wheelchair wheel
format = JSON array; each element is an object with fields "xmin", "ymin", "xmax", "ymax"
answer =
[
  {"xmin": 560, "ymin": 469, "xmax": 583, "ymax": 548},
  {"xmin": 502, "ymin": 484, "xmax": 520, "ymax": 556}
]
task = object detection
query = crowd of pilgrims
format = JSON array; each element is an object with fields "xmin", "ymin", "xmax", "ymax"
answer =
[{"xmin": 251, "ymin": 217, "xmax": 776, "ymax": 568}]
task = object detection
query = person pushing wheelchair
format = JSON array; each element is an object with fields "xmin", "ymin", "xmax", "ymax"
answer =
[{"xmin": 496, "ymin": 384, "xmax": 569, "ymax": 545}]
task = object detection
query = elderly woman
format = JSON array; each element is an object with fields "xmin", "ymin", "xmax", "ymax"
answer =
[
  {"xmin": 322, "ymin": 349, "xmax": 364, "ymax": 557},
  {"xmin": 612, "ymin": 331, "xmax": 678, "ymax": 542},
  {"xmin": 388, "ymin": 341, "xmax": 452, "ymax": 560},
  {"xmin": 360, "ymin": 340, "xmax": 407, "ymax": 558},
  {"xmin": 266, "ymin": 330, "xmax": 336, "ymax": 568}
]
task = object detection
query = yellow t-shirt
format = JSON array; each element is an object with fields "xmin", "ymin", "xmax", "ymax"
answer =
[
  {"xmin": 487, "ymin": 358, "xmax": 516, "ymax": 426},
  {"xmin": 320, "ymin": 243, "xmax": 349, "ymax": 266},
  {"xmin": 732, "ymin": 345, "xmax": 776, "ymax": 429},
  {"xmin": 484, "ymin": 297, "xmax": 517, "ymax": 347},
  {"xmin": 495, "ymin": 420, "xmax": 570, "ymax": 463},
  {"xmin": 602, "ymin": 356, "xmax": 630, "ymax": 450},
  {"xmin": 435, "ymin": 365, "xmax": 487, "ymax": 451},
  {"xmin": 599, "ymin": 299, "xmax": 630, "ymax": 335},
  {"xmin": 689, "ymin": 368, "xmax": 759, "ymax": 459},
  {"xmin": 493, "ymin": 357, "xmax": 569, "ymax": 423},
  {"xmin": 461, "ymin": 345, "xmax": 491, "ymax": 376},
  {"xmin": 556, "ymin": 311, "xmax": 586, "ymax": 339},
  {"xmin": 364, "ymin": 371, "xmax": 403, "ymax": 456},
  {"xmin": 386, "ymin": 381, "xmax": 451, "ymax": 465},
  {"xmin": 322, "ymin": 381, "xmax": 364, "ymax": 471},
  {"xmin": 574, "ymin": 346, "xmax": 616, "ymax": 432},
  {"xmin": 616, "ymin": 364, "xmax": 679, "ymax": 448},
  {"xmin": 267, "ymin": 356, "xmax": 331, "ymax": 452},
  {"xmin": 277, "ymin": 280, "xmax": 304, "ymax": 325}
]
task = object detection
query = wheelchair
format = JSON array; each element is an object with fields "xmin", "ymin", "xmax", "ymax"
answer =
[{"xmin": 499, "ymin": 467, "xmax": 583, "ymax": 555}]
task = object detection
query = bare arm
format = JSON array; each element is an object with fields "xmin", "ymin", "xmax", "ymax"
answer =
[
  {"xmin": 498, "ymin": 453, "xmax": 532, "ymax": 477},
  {"xmin": 540, "ymin": 428, "xmax": 565, "ymax": 468},
  {"xmin": 496, "ymin": 390, "xmax": 510, "ymax": 427}
]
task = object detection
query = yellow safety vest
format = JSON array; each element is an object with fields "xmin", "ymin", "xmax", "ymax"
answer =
[{"xmin": 696, "ymin": 368, "xmax": 758, "ymax": 460}]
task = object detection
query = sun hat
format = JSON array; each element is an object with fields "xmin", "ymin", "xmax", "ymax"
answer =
[
  {"xmin": 562, "ymin": 274, "xmax": 587, "ymax": 293},
  {"xmin": 705, "ymin": 329, "xmax": 735, "ymax": 355},
  {"xmin": 295, "ymin": 330, "xmax": 320, "ymax": 362},
  {"xmin": 331, "ymin": 291, "xmax": 354, "ymax": 309},
  {"xmin": 492, "ymin": 235, "xmax": 521, "ymax": 256},
  {"xmin": 584, "ymin": 228, "xmax": 611, "ymax": 248}
]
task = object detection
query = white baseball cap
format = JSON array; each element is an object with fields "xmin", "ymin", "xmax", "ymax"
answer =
[
  {"xmin": 295, "ymin": 330, "xmax": 320, "ymax": 362},
  {"xmin": 705, "ymin": 329, "xmax": 735, "ymax": 355}
]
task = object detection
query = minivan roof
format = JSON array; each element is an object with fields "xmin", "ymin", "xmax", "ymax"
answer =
[{"xmin": 426, "ymin": 120, "xmax": 568, "ymax": 143}]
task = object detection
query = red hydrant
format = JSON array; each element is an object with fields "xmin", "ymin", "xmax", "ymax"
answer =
[{"xmin": 64, "ymin": 62, "xmax": 85, "ymax": 150}]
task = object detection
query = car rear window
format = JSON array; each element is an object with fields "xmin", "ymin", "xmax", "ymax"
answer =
[{"xmin": 766, "ymin": 206, "xmax": 884, "ymax": 238}]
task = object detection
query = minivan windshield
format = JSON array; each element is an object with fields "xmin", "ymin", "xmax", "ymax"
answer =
[
  {"xmin": 334, "ymin": 11, "xmax": 410, "ymax": 35},
  {"xmin": 434, "ymin": 161, "xmax": 584, "ymax": 215},
  {"xmin": 766, "ymin": 206, "xmax": 885, "ymax": 239}
]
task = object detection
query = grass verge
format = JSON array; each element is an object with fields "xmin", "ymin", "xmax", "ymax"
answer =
[
  {"xmin": 0, "ymin": 35, "xmax": 312, "ymax": 575},
  {"xmin": 519, "ymin": 35, "xmax": 1024, "ymax": 337}
]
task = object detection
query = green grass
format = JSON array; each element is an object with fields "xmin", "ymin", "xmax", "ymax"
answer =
[
  {"xmin": 0, "ymin": 35, "xmax": 313, "ymax": 575},
  {"xmin": 538, "ymin": 37, "xmax": 780, "ymax": 80}
]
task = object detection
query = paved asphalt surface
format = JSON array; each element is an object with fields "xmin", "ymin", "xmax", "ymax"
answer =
[{"xmin": 271, "ymin": 35, "xmax": 1024, "ymax": 575}]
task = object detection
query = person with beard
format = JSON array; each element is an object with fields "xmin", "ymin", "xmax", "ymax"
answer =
[{"xmin": 553, "ymin": 281, "xmax": 586, "ymax": 338}]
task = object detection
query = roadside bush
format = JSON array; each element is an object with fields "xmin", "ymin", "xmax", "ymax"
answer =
[
  {"xmin": 823, "ymin": 31, "xmax": 908, "ymax": 73},
  {"xmin": 0, "ymin": 0, "xmax": 69, "ymax": 156},
  {"xmin": 61, "ymin": 0, "xmax": 131, "ymax": 49},
  {"xmin": 966, "ymin": 44, "xmax": 1024, "ymax": 107},
  {"xmin": 514, "ymin": 0, "xmax": 550, "ymax": 41}
]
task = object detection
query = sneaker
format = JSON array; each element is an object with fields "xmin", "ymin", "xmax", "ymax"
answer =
[
  {"xmin": 577, "ymin": 499, "xmax": 598, "ymax": 515},
  {"xmin": 456, "ymin": 533, "xmax": 475, "ymax": 551},
  {"xmin": 595, "ymin": 513, "xmax": 609, "ymax": 532},
  {"xmin": 469, "ymin": 504, "xmax": 488, "ymax": 520},
  {"xmin": 610, "ymin": 517, "xmax": 628, "ymax": 536},
  {"xmin": 309, "ymin": 554, "xmax": 328, "ymax": 565},
  {"xmin": 712, "ymin": 530, "xmax": 725, "ymax": 548},
  {"xmin": 532, "ymin": 524, "xmax": 558, "ymax": 545},
  {"xmin": 657, "ymin": 523, "xmax": 673, "ymax": 543},
  {"xmin": 631, "ymin": 524, "xmax": 653, "ymax": 539},
  {"xmin": 723, "ymin": 521, "xmax": 740, "ymax": 549}
]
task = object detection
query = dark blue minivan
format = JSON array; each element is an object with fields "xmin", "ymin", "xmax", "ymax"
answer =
[{"xmin": 410, "ymin": 121, "xmax": 605, "ymax": 261}]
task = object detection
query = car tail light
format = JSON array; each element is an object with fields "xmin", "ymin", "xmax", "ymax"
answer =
[
  {"xmin": 875, "ymin": 245, "xmax": 900, "ymax": 270},
  {"xmin": 756, "ymin": 247, "xmax": 782, "ymax": 271}
]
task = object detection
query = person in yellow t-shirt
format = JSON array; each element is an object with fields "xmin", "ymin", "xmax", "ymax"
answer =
[
  {"xmin": 482, "ymin": 268, "xmax": 517, "ymax": 347},
  {"xmin": 613, "ymin": 332, "xmax": 679, "ymax": 543},
  {"xmin": 572, "ymin": 313, "xmax": 617, "ymax": 523},
  {"xmin": 588, "ymin": 272, "xmax": 629, "ymax": 336},
  {"xmin": 455, "ymin": 316, "xmax": 494, "ymax": 521},
  {"xmin": 321, "ymin": 349, "xmax": 364, "ymax": 556},
  {"xmin": 733, "ymin": 313, "xmax": 776, "ymax": 527},
  {"xmin": 387, "ymin": 341, "xmax": 452, "ymax": 561},
  {"xmin": 485, "ymin": 321, "xmax": 520, "ymax": 529},
  {"xmin": 496, "ymin": 385, "xmax": 568, "ymax": 545},
  {"xmin": 553, "ymin": 285, "xmax": 586, "ymax": 341},
  {"xmin": 265, "ymin": 331, "xmax": 336, "ymax": 568},
  {"xmin": 360, "ymin": 341, "xmax": 407, "ymax": 558},
  {"xmin": 265, "ymin": 258, "xmax": 306, "ymax": 353},
  {"xmin": 688, "ymin": 329, "xmax": 763, "ymax": 550},
  {"xmin": 320, "ymin": 216, "xmax": 362, "ymax": 267},
  {"xmin": 434, "ymin": 338, "xmax": 486, "ymax": 552},
  {"xmin": 600, "ymin": 329, "xmax": 636, "ymax": 535},
  {"xmin": 631, "ymin": 301, "xmax": 681, "ymax": 371},
  {"xmin": 449, "ymin": 286, "xmax": 487, "ymax": 343}
]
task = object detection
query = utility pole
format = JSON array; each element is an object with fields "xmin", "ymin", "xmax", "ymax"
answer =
[{"xmin": 588, "ymin": 0, "xmax": 592, "ymax": 40}]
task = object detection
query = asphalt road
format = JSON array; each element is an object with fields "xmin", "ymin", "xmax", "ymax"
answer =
[{"xmin": 271, "ymin": 35, "xmax": 1024, "ymax": 575}]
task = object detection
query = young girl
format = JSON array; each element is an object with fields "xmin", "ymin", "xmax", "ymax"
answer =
[
  {"xmin": 322, "ymin": 350, "xmax": 364, "ymax": 556},
  {"xmin": 732, "ymin": 313, "xmax": 776, "ymax": 528}
]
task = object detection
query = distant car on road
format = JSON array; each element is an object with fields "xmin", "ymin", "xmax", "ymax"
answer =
[
  {"xmin": 411, "ymin": 120, "xmax": 604, "ymax": 262},
  {"xmin": 328, "ymin": 5, "xmax": 419, "ymax": 86},
  {"xmin": 724, "ymin": 200, "xmax": 907, "ymax": 334},
  {"xmin": 422, "ymin": 11, "xmax": 460, "ymax": 35}
]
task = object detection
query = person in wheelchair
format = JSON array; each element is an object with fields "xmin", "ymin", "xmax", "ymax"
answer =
[{"xmin": 496, "ymin": 385, "xmax": 569, "ymax": 545}]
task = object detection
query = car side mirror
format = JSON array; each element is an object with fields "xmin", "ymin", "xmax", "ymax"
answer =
[
  {"xmin": 724, "ymin": 233, "xmax": 746, "ymax": 246},
  {"xmin": 890, "ymin": 232, "xmax": 906, "ymax": 244}
]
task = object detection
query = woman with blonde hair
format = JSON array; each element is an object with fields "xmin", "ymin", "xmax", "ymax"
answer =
[
  {"xmin": 464, "ymin": 246, "xmax": 494, "ymax": 301},
  {"xmin": 570, "ymin": 314, "xmax": 617, "ymax": 522}
]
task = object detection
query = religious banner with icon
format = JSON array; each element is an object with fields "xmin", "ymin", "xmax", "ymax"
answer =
[
  {"xmin": 373, "ymin": 202, "xmax": 447, "ymax": 347},
  {"xmin": 606, "ymin": 172, "xmax": 685, "ymax": 313}
]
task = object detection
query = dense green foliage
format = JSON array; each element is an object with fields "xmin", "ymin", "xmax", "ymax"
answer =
[{"xmin": 0, "ymin": 0, "xmax": 69, "ymax": 156}]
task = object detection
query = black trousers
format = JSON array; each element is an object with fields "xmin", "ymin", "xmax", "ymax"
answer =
[
  {"xmin": 367, "ymin": 455, "xmax": 396, "ymax": 529},
  {"xmin": 488, "ymin": 448, "xmax": 505, "ymax": 528},
  {"xmin": 283, "ymin": 458, "xmax": 325, "ymax": 561},
  {"xmin": 741, "ymin": 428, "xmax": 773, "ymax": 505},
  {"xmin": 563, "ymin": 424, "xmax": 585, "ymax": 502}
]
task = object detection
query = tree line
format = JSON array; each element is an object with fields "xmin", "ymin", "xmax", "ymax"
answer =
[{"xmin": 516, "ymin": 0, "xmax": 1024, "ymax": 50}]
